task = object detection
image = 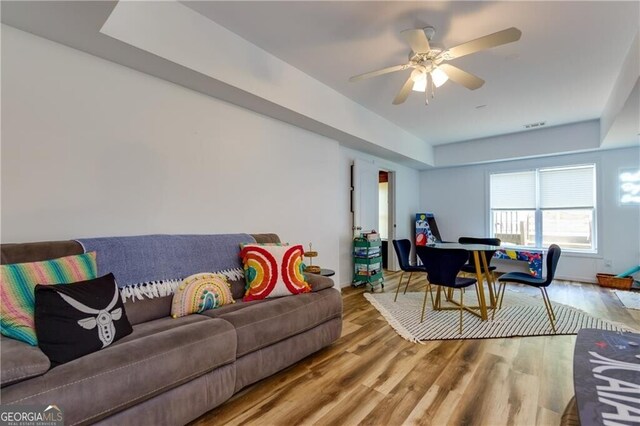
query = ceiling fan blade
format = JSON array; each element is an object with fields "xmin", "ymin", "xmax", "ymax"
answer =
[
  {"xmin": 349, "ymin": 64, "xmax": 410, "ymax": 82},
  {"xmin": 444, "ymin": 27, "xmax": 522, "ymax": 60},
  {"xmin": 401, "ymin": 29, "xmax": 431, "ymax": 54},
  {"xmin": 393, "ymin": 75, "xmax": 415, "ymax": 105},
  {"xmin": 438, "ymin": 64, "xmax": 485, "ymax": 90}
]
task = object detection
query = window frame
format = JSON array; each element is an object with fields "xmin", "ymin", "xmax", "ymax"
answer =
[{"xmin": 488, "ymin": 164, "xmax": 598, "ymax": 254}]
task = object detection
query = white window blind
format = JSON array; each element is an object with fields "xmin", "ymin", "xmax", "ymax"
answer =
[
  {"xmin": 490, "ymin": 171, "xmax": 536, "ymax": 209},
  {"xmin": 539, "ymin": 165, "xmax": 595, "ymax": 208}
]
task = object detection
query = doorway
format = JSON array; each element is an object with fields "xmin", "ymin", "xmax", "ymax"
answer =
[{"xmin": 351, "ymin": 159, "xmax": 398, "ymax": 273}]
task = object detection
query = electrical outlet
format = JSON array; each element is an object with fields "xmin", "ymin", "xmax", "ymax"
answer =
[{"xmin": 604, "ymin": 259, "xmax": 612, "ymax": 268}]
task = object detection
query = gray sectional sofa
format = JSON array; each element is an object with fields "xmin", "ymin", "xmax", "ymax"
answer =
[{"xmin": 0, "ymin": 233, "xmax": 343, "ymax": 425}]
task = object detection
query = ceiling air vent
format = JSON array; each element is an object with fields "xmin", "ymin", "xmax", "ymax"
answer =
[{"xmin": 524, "ymin": 121, "xmax": 546, "ymax": 129}]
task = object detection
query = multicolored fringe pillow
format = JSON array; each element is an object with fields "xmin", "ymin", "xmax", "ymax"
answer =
[
  {"xmin": 0, "ymin": 252, "xmax": 98, "ymax": 346},
  {"xmin": 240, "ymin": 244, "xmax": 311, "ymax": 301},
  {"xmin": 171, "ymin": 273, "xmax": 235, "ymax": 318}
]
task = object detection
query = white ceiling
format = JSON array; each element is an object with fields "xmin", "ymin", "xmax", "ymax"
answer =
[{"xmin": 184, "ymin": 1, "xmax": 639, "ymax": 145}]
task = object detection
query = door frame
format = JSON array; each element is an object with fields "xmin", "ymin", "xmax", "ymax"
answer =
[{"xmin": 350, "ymin": 160, "xmax": 400, "ymax": 272}]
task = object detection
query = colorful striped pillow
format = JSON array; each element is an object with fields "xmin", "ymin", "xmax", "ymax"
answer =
[
  {"xmin": 171, "ymin": 273, "xmax": 235, "ymax": 319},
  {"xmin": 1, "ymin": 252, "xmax": 98, "ymax": 345},
  {"xmin": 240, "ymin": 244, "xmax": 311, "ymax": 301}
]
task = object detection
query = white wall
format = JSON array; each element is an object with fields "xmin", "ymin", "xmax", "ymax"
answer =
[
  {"xmin": 1, "ymin": 26, "xmax": 346, "ymax": 283},
  {"xmin": 420, "ymin": 147, "xmax": 640, "ymax": 282},
  {"xmin": 338, "ymin": 147, "xmax": 421, "ymax": 286}
]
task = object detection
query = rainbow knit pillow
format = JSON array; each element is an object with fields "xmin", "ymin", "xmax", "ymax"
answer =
[
  {"xmin": 240, "ymin": 244, "xmax": 311, "ymax": 301},
  {"xmin": 0, "ymin": 252, "xmax": 98, "ymax": 346},
  {"xmin": 171, "ymin": 273, "xmax": 235, "ymax": 319}
]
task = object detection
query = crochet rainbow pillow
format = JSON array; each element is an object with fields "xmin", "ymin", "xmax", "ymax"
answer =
[
  {"xmin": 171, "ymin": 273, "xmax": 235, "ymax": 318},
  {"xmin": 240, "ymin": 244, "xmax": 311, "ymax": 301}
]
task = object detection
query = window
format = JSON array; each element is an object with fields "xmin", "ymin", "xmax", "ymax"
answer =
[{"xmin": 489, "ymin": 165, "xmax": 596, "ymax": 252}]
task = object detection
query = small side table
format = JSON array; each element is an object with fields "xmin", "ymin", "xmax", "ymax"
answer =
[
  {"xmin": 319, "ymin": 268, "xmax": 335, "ymax": 277},
  {"xmin": 306, "ymin": 268, "xmax": 335, "ymax": 277}
]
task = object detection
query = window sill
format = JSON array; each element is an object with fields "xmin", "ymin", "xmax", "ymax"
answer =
[
  {"xmin": 561, "ymin": 251, "xmax": 601, "ymax": 259},
  {"xmin": 499, "ymin": 245, "xmax": 599, "ymax": 258}
]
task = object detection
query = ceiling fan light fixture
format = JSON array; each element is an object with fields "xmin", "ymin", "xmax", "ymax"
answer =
[
  {"xmin": 349, "ymin": 26, "xmax": 521, "ymax": 105},
  {"xmin": 412, "ymin": 75, "xmax": 427, "ymax": 92},
  {"xmin": 431, "ymin": 67, "xmax": 449, "ymax": 88}
]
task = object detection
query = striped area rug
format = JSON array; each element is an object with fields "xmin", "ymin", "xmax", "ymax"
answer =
[
  {"xmin": 614, "ymin": 290, "xmax": 640, "ymax": 310},
  {"xmin": 364, "ymin": 289, "xmax": 633, "ymax": 342}
]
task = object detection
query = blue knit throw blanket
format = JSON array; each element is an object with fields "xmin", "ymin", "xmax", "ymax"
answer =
[{"xmin": 76, "ymin": 234, "xmax": 255, "ymax": 289}]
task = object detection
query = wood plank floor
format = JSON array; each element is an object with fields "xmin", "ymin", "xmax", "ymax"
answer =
[{"xmin": 192, "ymin": 271, "xmax": 640, "ymax": 426}]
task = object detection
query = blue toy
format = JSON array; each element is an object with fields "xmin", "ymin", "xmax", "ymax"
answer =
[{"xmin": 616, "ymin": 265, "xmax": 640, "ymax": 278}]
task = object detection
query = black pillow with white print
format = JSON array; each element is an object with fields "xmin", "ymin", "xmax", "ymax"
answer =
[{"xmin": 35, "ymin": 273, "xmax": 133, "ymax": 366}]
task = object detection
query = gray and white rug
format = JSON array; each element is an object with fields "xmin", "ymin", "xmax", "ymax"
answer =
[
  {"xmin": 364, "ymin": 289, "xmax": 633, "ymax": 343},
  {"xmin": 614, "ymin": 290, "xmax": 640, "ymax": 310}
]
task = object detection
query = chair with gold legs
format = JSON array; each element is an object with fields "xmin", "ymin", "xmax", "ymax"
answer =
[
  {"xmin": 392, "ymin": 239, "xmax": 427, "ymax": 302},
  {"xmin": 416, "ymin": 246, "xmax": 477, "ymax": 334},
  {"xmin": 497, "ymin": 244, "xmax": 562, "ymax": 331}
]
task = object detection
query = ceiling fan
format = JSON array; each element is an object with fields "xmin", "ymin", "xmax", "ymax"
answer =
[{"xmin": 349, "ymin": 26, "xmax": 522, "ymax": 105}]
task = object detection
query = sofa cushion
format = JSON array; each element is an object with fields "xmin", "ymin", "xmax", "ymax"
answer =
[
  {"xmin": 234, "ymin": 317, "xmax": 342, "ymax": 392},
  {"xmin": 228, "ymin": 278, "xmax": 247, "ymax": 301},
  {"xmin": 92, "ymin": 366, "xmax": 236, "ymax": 426},
  {"xmin": 198, "ymin": 297, "xmax": 267, "ymax": 318},
  {"xmin": 115, "ymin": 314, "xmax": 210, "ymax": 343},
  {"xmin": 123, "ymin": 295, "xmax": 173, "ymax": 325},
  {"xmin": 201, "ymin": 288, "xmax": 342, "ymax": 357},
  {"xmin": 1, "ymin": 240, "xmax": 83, "ymax": 265},
  {"xmin": 0, "ymin": 336, "xmax": 50, "ymax": 387},
  {"xmin": 304, "ymin": 273, "xmax": 335, "ymax": 292},
  {"xmin": 1, "ymin": 316, "xmax": 236, "ymax": 425}
]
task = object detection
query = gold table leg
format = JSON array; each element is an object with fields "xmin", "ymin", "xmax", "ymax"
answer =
[{"xmin": 479, "ymin": 252, "xmax": 497, "ymax": 308}]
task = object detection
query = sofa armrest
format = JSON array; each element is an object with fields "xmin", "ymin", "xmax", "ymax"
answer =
[
  {"xmin": 1, "ymin": 335, "xmax": 50, "ymax": 387},
  {"xmin": 305, "ymin": 273, "xmax": 335, "ymax": 292}
]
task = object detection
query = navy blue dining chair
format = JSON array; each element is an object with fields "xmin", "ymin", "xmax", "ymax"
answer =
[
  {"xmin": 392, "ymin": 239, "xmax": 427, "ymax": 302},
  {"xmin": 497, "ymin": 244, "xmax": 562, "ymax": 331},
  {"xmin": 416, "ymin": 246, "xmax": 477, "ymax": 333}
]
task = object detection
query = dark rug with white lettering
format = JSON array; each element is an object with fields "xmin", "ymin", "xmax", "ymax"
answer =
[{"xmin": 573, "ymin": 329, "xmax": 640, "ymax": 425}]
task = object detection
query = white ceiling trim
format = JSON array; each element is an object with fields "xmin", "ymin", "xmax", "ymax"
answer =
[
  {"xmin": 434, "ymin": 120, "xmax": 601, "ymax": 168},
  {"xmin": 100, "ymin": 0, "xmax": 435, "ymax": 167}
]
